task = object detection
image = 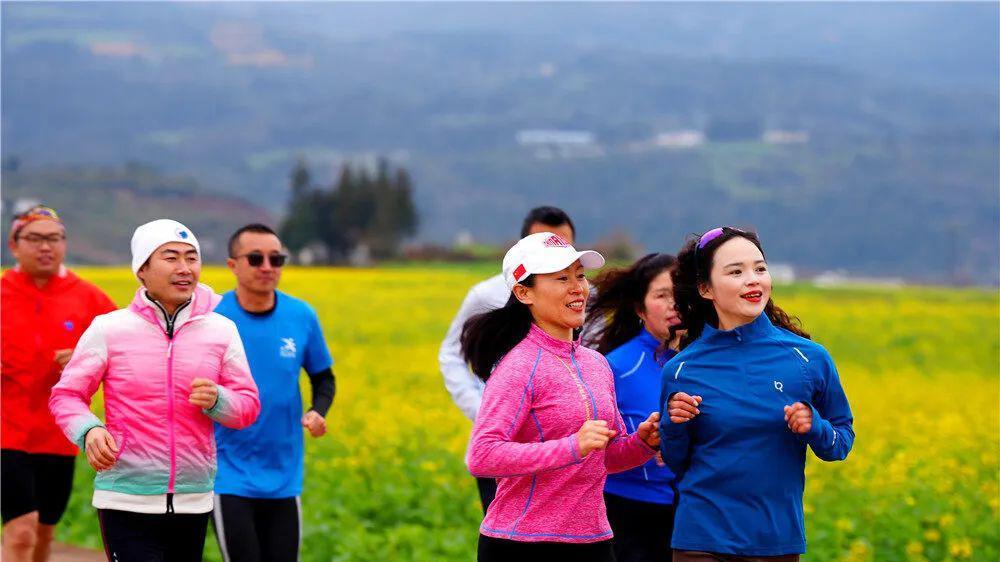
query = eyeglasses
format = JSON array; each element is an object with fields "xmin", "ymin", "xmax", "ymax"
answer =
[
  {"xmin": 234, "ymin": 252, "xmax": 288, "ymax": 268},
  {"xmin": 18, "ymin": 233, "xmax": 66, "ymax": 246}
]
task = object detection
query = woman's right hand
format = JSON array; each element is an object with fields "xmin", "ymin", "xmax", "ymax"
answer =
[
  {"xmin": 84, "ymin": 427, "xmax": 119, "ymax": 471},
  {"xmin": 667, "ymin": 392, "xmax": 702, "ymax": 424},
  {"xmin": 576, "ymin": 420, "xmax": 617, "ymax": 458}
]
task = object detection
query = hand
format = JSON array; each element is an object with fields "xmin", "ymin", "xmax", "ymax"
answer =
[
  {"xmin": 667, "ymin": 392, "xmax": 702, "ymax": 423},
  {"xmin": 53, "ymin": 348, "xmax": 74, "ymax": 370},
  {"xmin": 576, "ymin": 419, "xmax": 616, "ymax": 458},
  {"xmin": 301, "ymin": 410, "xmax": 327, "ymax": 437},
  {"xmin": 84, "ymin": 427, "xmax": 119, "ymax": 471},
  {"xmin": 636, "ymin": 411, "xmax": 661, "ymax": 449},
  {"xmin": 189, "ymin": 378, "xmax": 219, "ymax": 410},
  {"xmin": 784, "ymin": 402, "xmax": 813, "ymax": 434}
]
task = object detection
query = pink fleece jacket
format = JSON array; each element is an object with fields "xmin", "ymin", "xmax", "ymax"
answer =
[{"xmin": 467, "ymin": 323, "xmax": 655, "ymax": 543}]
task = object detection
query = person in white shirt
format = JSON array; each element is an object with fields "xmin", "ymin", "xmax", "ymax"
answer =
[{"xmin": 439, "ymin": 206, "xmax": 577, "ymax": 513}]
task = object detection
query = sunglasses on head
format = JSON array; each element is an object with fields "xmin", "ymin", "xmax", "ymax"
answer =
[
  {"xmin": 236, "ymin": 252, "xmax": 288, "ymax": 268},
  {"xmin": 694, "ymin": 226, "xmax": 754, "ymax": 260}
]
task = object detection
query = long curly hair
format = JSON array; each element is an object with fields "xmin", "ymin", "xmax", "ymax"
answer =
[
  {"xmin": 670, "ymin": 227, "xmax": 809, "ymax": 349},
  {"xmin": 588, "ymin": 253, "xmax": 677, "ymax": 355}
]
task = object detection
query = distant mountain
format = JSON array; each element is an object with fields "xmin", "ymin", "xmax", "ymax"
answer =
[
  {"xmin": 2, "ymin": 2, "xmax": 997, "ymax": 282},
  {"xmin": 2, "ymin": 163, "xmax": 273, "ymax": 264}
]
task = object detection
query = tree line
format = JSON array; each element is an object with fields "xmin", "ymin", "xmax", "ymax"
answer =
[{"xmin": 280, "ymin": 159, "xmax": 418, "ymax": 264}]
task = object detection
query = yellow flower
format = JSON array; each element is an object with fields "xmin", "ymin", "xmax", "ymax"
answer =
[
  {"xmin": 923, "ymin": 529, "xmax": 941, "ymax": 542},
  {"xmin": 948, "ymin": 537, "xmax": 973, "ymax": 559}
]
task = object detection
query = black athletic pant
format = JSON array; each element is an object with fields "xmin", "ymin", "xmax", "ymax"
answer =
[
  {"xmin": 604, "ymin": 492, "xmax": 675, "ymax": 562},
  {"xmin": 673, "ymin": 551, "xmax": 800, "ymax": 562},
  {"xmin": 0, "ymin": 449, "xmax": 75, "ymax": 524},
  {"xmin": 478, "ymin": 534, "xmax": 615, "ymax": 562},
  {"xmin": 476, "ymin": 477, "xmax": 498, "ymax": 514},
  {"xmin": 97, "ymin": 509, "xmax": 209, "ymax": 562},
  {"xmin": 212, "ymin": 494, "xmax": 300, "ymax": 562}
]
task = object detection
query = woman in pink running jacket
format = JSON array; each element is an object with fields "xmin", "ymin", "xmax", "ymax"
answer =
[{"xmin": 462, "ymin": 232, "xmax": 661, "ymax": 562}]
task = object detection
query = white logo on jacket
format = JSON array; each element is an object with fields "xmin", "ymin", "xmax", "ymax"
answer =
[{"xmin": 280, "ymin": 337, "xmax": 297, "ymax": 358}]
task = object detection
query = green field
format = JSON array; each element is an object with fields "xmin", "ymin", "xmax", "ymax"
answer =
[{"xmin": 55, "ymin": 266, "xmax": 999, "ymax": 561}]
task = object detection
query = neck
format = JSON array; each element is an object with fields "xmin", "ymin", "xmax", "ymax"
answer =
[
  {"xmin": 235, "ymin": 286, "xmax": 275, "ymax": 313},
  {"xmin": 31, "ymin": 274, "xmax": 53, "ymax": 288},
  {"xmin": 534, "ymin": 318, "xmax": 575, "ymax": 342},
  {"xmin": 146, "ymin": 290, "xmax": 184, "ymax": 316},
  {"xmin": 716, "ymin": 310, "xmax": 756, "ymax": 331}
]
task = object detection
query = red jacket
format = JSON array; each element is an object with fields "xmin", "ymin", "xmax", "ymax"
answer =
[{"xmin": 2, "ymin": 267, "xmax": 116, "ymax": 455}]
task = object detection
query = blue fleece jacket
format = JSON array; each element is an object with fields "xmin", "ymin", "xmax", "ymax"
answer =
[
  {"xmin": 659, "ymin": 313, "xmax": 854, "ymax": 556},
  {"xmin": 604, "ymin": 329, "xmax": 677, "ymax": 505}
]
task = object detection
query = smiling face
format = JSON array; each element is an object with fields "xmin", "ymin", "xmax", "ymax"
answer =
[
  {"xmin": 637, "ymin": 268, "xmax": 680, "ymax": 342},
  {"xmin": 513, "ymin": 260, "xmax": 589, "ymax": 341},
  {"xmin": 137, "ymin": 242, "xmax": 201, "ymax": 311},
  {"xmin": 699, "ymin": 237, "xmax": 771, "ymax": 330},
  {"xmin": 9, "ymin": 219, "xmax": 66, "ymax": 280}
]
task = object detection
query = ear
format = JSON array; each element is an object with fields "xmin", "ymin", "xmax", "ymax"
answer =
[
  {"xmin": 698, "ymin": 281, "xmax": 714, "ymax": 301},
  {"xmin": 226, "ymin": 257, "xmax": 237, "ymax": 272},
  {"xmin": 512, "ymin": 284, "xmax": 534, "ymax": 306},
  {"xmin": 137, "ymin": 264, "xmax": 147, "ymax": 284}
]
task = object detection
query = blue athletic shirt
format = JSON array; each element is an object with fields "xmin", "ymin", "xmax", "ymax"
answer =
[
  {"xmin": 603, "ymin": 328, "xmax": 677, "ymax": 505},
  {"xmin": 659, "ymin": 313, "xmax": 854, "ymax": 556},
  {"xmin": 214, "ymin": 290, "xmax": 333, "ymax": 498}
]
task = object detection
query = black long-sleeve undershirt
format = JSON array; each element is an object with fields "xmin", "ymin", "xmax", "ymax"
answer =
[{"xmin": 307, "ymin": 367, "xmax": 335, "ymax": 417}]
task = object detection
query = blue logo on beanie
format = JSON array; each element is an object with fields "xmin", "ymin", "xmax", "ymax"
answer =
[{"xmin": 174, "ymin": 227, "xmax": 189, "ymax": 240}]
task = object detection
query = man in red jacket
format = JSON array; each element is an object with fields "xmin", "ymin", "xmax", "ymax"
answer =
[{"xmin": 1, "ymin": 205, "xmax": 116, "ymax": 562}]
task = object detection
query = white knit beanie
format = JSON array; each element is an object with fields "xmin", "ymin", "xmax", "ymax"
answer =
[{"xmin": 130, "ymin": 219, "xmax": 201, "ymax": 277}]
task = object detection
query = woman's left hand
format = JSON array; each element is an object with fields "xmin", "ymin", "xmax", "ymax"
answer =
[
  {"xmin": 636, "ymin": 411, "xmax": 661, "ymax": 449},
  {"xmin": 784, "ymin": 402, "xmax": 813, "ymax": 434}
]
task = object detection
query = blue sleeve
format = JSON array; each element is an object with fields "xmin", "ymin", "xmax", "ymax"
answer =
[
  {"xmin": 799, "ymin": 351, "xmax": 854, "ymax": 461},
  {"xmin": 659, "ymin": 363, "xmax": 693, "ymax": 478},
  {"xmin": 303, "ymin": 306, "xmax": 333, "ymax": 375}
]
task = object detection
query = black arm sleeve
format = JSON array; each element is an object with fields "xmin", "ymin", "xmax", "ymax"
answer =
[{"xmin": 307, "ymin": 367, "xmax": 335, "ymax": 417}]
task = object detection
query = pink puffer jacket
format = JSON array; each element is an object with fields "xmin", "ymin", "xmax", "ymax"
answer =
[{"xmin": 50, "ymin": 284, "xmax": 260, "ymax": 496}]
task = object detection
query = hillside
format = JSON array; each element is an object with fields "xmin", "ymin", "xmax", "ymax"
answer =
[{"xmin": 1, "ymin": 2, "xmax": 997, "ymax": 281}]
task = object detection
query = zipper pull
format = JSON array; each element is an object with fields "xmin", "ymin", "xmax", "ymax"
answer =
[
  {"xmin": 166, "ymin": 493, "xmax": 175, "ymax": 514},
  {"xmin": 166, "ymin": 341, "xmax": 173, "ymax": 358}
]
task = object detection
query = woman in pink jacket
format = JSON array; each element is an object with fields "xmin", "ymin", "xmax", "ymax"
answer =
[
  {"xmin": 462, "ymin": 232, "xmax": 661, "ymax": 562},
  {"xmin": 49, "ymin": 220, "xmax": 260, "ymax": 562}
]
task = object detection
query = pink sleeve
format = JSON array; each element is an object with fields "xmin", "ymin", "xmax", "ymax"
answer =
[
  {"xmin": 49, "ymin": 318, "xmax": 109, "ymax": 448},
  {"xmin": 203, "ymin": 323, "xmax": 260, "ymax": 429},
  {"xmin": 466, "ymin": 350, "xmax": 580, "ymax": 477},
  {"xmin": 601, "ymin": 356, "xmax": 657, "ymax": 474}
]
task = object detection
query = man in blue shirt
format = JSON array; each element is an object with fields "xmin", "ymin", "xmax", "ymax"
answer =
[{"xmin": 212, "ymin": 224, "xmax": 335, "ymax": 562}]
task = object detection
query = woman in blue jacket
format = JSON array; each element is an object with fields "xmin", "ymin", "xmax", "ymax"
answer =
[
  {"xmin": 589, "ymin": 253, "xmax": 680, "ymax": 562},
  {"xmin": 659, "ymin": 227, "xmax": 854, "ymax": 562}
]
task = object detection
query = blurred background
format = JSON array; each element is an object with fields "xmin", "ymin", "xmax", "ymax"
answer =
[
  {"xmin": 2, "ymin": 3, "xmax": 999, "ymax": 561},
  {"xmin": 2, "ymin": 2, "xmax": 998, "ymax": 284}
]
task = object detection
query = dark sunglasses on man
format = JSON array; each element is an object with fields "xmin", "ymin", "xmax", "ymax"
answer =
[{"xmin": 235, "ymin": 252, "xmax": 288, "ymax": 268}]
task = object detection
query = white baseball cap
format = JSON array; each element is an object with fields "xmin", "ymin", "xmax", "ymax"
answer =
[
  {"xmin": 130, "ymin": 219, "xmax": 200, "ymax": 277},
  {"xmin": 502, "ymin": 232, "xmax": 605, "ymax": 291}
]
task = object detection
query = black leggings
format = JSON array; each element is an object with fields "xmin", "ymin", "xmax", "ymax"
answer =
[
  {"xmin": 478, "ymin": 534, "xmax": 615, "ymax": 562},
  {"xmin": 212, "ymin": 494, "xmax": 300, "ymax": 562},
  {"xmin": 97, "ymin": 509, "xmax": 209, "ymax": 562},
  {"xmin": 605, "ymin": 492, "xmax": 674, "ymax": 562}
]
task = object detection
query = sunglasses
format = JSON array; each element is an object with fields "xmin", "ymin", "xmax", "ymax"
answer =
[
  {"xmin": 235, "ymin": 252, "xmax": 288, "ymax": 268},
  {"xmin": 694, "ymin": 226, "xmax": 754, "ymax": 262}
]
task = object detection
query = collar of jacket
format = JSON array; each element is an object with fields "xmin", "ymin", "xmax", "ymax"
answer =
[
  {"xmin": 636, "ymin": 327, "xmax": 661, "ymax": 351},
  {"xmin": 5, "ymin": 265, "xmax": 75, "ymax": 295},
  {"xmin": 127, "ymin": 282, "xmax": 221, "ymax": 330},
  {"xmin": 525, "ymin": 322, "xmax": 580, "ymax": 357},
  {"xmin": 701, "ymin": 312, "xmax": 777, "ymax": 345}
]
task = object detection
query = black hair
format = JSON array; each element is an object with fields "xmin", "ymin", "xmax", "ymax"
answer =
[
  {"xmin": 461, "ymin": 276, "xmax": 536, "ymax": 381},
  {"xmin": 670, "ymin": 227, "xmax": 809, "ymax": 349},
  {"xmin": 588, "ymin": 253, "xmax": 677, "ymax": 355},
  {"xmin": 520, "ymin": 206, "xmax": 575, "ymax": 239},
  {"xmin": 228, "ymin": 223, "xmax": 278, "ymax": 257}
]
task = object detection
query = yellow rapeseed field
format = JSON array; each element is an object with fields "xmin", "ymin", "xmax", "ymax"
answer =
[{"xmin": 56, "ymin": 266, "xmax": 998, "ymax": 561}]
